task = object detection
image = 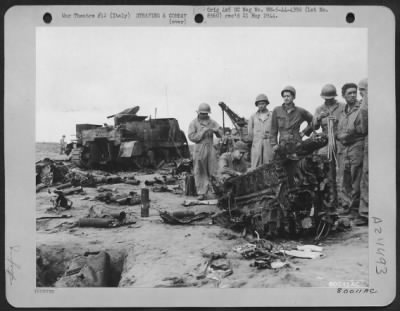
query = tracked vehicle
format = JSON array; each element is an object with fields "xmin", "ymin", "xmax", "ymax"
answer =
[{"xmin": 69, "ymin": 107, "xmax": 190, "ymax": 169}]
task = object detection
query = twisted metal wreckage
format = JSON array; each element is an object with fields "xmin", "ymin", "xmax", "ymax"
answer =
[
  {"xmin": 37, "ymin": 105, "xmax": 341, "ymax": 241},
  {"xmin": 212, "ymin": 133, "xmax": 339, "ymax": 241},
  {"xmin": 67, "ymin": 106, "xmax": 190, "ymax": 169}
]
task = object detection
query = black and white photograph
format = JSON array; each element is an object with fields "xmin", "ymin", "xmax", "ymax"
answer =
[{"xmin": 4, "ymin": 5, "xmax": 396, "ymax": 308}]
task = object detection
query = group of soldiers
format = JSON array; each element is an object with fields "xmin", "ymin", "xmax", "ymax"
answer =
[{"xmin": 188, "ymin": 79, "xmax": 369, "ymax": 226}]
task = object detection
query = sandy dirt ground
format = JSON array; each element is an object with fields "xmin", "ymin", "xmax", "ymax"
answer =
[{"xmin": 36, "ymin": 143, "xmax": 368, "ymax": 288}]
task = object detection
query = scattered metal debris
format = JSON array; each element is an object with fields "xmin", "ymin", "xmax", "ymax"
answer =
[
  {"xmin": 152, "ymin": 185, "xmax": 172, "ymax": 193},
  {"xmin": 182, "ymin": 199, "xmax": 218, "ymax": 207},
  {"xmin": 297, "ymin": 245, "xmax": 323, "ymax": 252},
  {"xmin": 36, "ymin": 215, "xmax": 72, "ymax": 220},
  {"xmin": 197, "ymin": 252, "xmax": 228, "ymax": 280},
  {"xmin": 94, "ymin": 191, "xmax": 140, "ymax": 205},
  {"xmin": 279, "ymin": 249, "xmax": 323, "ymax": 259},
  {"xmin": 159, "ymin": 211, "xmax": 210, "ymax": 225},
  {"xmin": 144, "ymin": 177, "xmax": 164, "ymax": 186},
  {"xmin": 197, "ymin": 253, "xmax": 233, "ymax": 286},
  {"xmin": 57, "ymin": 186, "xmax": 83, "ymax": 196},
  {"xmin": 270, "ymin": 261, "xmax": 290, "ymax": 269},
  {"xmin": 123, "ymin": 176, "xmax": 141, "ymax": 185},
  {"xmin": 56, "ymin": 182, "xmax": 73, "ymax": 190},
  {"xmin": 52, "ymin": 190, "xmax": 73, "ymax": 210},
  {"xmin": 75, "ymin": 204, "xmax": 136, "ymax": 228},
  {"xmin": 162, "ymin": 175, "xmax": 178, "ymax": 185},
  {"xmin": 87, "ymin": 205, "xmax": 126, "ymax": 221},
  {"xmin": 36, "ymin": 158, "xmax": 69, "ymax": 186},
  {"xmin": 77, "ymin": 217, "xmax": 136, "ymax": 228},
  {"xmin": 155, "ymin": 276, "xmax": 195, "ymax": 288},
  {"xmin": 78, "ymin": 218, "xmax": 115, "ymax": 228}
]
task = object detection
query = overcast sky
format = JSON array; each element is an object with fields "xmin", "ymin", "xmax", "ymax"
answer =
[{"xmin": 36, "ymin": 26, "xmax": 367, "ymax": 142}]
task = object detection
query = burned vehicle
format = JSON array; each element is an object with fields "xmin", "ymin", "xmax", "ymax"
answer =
[
  {"xmin": 212, "ymin": 134, "xmax": 338, "ymax": 240},
  {"xmin": 68, "ymin": 107, "xmax": 190, "ymax": 169}
]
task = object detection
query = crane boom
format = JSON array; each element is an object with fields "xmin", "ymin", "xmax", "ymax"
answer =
[{"xmin": 218, "ymin": 102, "xmax": 247, "ymax": 129}]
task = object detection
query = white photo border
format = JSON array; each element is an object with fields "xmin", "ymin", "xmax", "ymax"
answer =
[{"xmin": 4, "ymin": 5, "xmax": 396, "ymax": 307}]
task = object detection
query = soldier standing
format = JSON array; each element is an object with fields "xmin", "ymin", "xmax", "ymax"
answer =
[
  {"xmin": 313, "ymin": 84, "xmax": 345, "ymax": 209},
  {"xmin": 59, "ymin": 135, "xmax": 66, "ymax": 155},
  {"xmin": 358, "ymin": 78, "xmax": 368, "ymax": 225},
  {"xmin": 270, "ymin": 86, "xmax": 314, "ymax": 156},
  {"xmin": 188, "ymin": 103, "xmax": 224, "ymax": 200},
  {"xmin": 336, "ymin": 83, "xmax": 367, "ymax": 220},
  {"xmin": 270, "ymin": 86, "xmax": 314, "ymax": 185},
  {"xmin": 248, "ymin": 94, "xmax": 274, "ymax": 168}
]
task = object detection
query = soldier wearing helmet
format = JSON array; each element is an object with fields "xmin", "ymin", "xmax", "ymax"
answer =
[
  {"xmin": 357, "ymin": 78, "xmax": 368, "ymax": 225},
  {"xmin": 269, "ymin": 86, "xmax": 313, "ymax": 187},
  {"xmin": 313, "ymin": 84, "xmax": 345, "ymax": 210},
  {"xmin": 247, "ymin": 93, "xmax": 274, "ymax": 168},
  {"xmin": 217, "ymin": 141, "xmax": 249, "ymax": 182},
  {"xmin": 188, "ymin": 103, "xmax": 224, "ymax": 200},
  {"xmin": 270, "ymin": 86, "xmax": 314, "ymax": 158},
  {"xmin": 336, "ymin": 82, "xmax": 368, "ymax": 221},
  {"xmin": 313, "ymin": 84, "xmax": 345, "ymax": 153},
  {"xmin": 314, "ymin": 84, "xmax": 345, "ymax": 135}
]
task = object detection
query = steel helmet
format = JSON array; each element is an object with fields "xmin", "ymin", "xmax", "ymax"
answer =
[
  {"xmin": 255, "ymin": 94, "xmax": 270, "ymax": 106},
  {"xmin": 358, "ymin": 78, "xmax": 368, "ymax": 89},
  {"xmin": 197, "ymin": 103, "xmax": 211, "ymax": 114},
  {"xmin": 233, "ymin": 141, "xmax": 249, "ymax": 153},
  {"xmin": 320, "ymin": 84, "xmax": 338, "ymax": 99},
  {"xmin": 281, "ymin": 86, "xmax": 296, "ymax": 98}
]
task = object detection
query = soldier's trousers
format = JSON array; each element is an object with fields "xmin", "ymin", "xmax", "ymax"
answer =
[
  {"xmin": 359, "ymin": 138, "xmax": 368, "ymax": 218},
  {"xmin": 338, "ymin": 140, "xmax": 364, "ymax": 211},
  {"xmin": 193, "ymin": 143, "xmax": 217, "ymax": 196}
]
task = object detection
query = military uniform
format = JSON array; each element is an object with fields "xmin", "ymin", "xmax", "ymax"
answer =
[
  {"xmin": 313, "ymin": 100, "xmax": 345, "ymax": 154},
  {"xmin": 336, "ymin": 101, "xmax": 367, "ymax": 212},
  {"xmin": 248, "ymin": 110, "xmax": 274, "ymax": 168},
  {"xmin": 188, "ymin": 117, "xmax": 223, "ymax": 196},
  {"xmin": 313, "ymin": 100, "xmax": 345, "ymax": 208},
  {"xmin": 217, "ymin": 152, "xmax": 248, "ymax": 182},
  {"xmin": 270, "ymin": 103, "xmax": 313, "ymax": 186},
  {"xmin": 359, "ymin": 98, "xmax": 368, "ymax": 218},
  {"xmin": 270, "ymin": 103, "xmax": 314, "ymax": 146}
]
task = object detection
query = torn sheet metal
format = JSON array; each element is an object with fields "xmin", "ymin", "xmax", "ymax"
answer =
[{"xmin": 118, "ymin": 141, "xmax": 143, "ymax": 157}]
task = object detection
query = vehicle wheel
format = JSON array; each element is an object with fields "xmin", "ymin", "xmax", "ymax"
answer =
[{"xmin": 71, "ymin": 147, "xmax": 90, "ymax": 168}]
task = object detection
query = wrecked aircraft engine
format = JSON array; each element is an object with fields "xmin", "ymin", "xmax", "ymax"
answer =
[
  {"xmin": 69, "ymin": 106, "xmax": 190, "ymax": 169},
  {"xmin": 212, "ymin": 134, "xmax": 337, "ymax": 239}
]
